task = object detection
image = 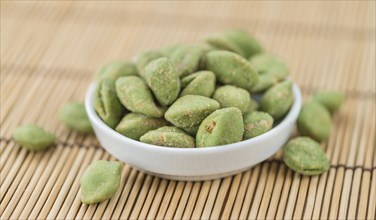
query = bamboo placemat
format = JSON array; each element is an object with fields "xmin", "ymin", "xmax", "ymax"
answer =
[{"xmin": 1, "ymin": 1, "xmax": 375, "ymax": 219}]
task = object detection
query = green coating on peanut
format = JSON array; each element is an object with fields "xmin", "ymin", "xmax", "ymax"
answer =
[
  {"xmin": 196, "ymin": 107, "xmax": 244, "ymax": 147},
  {"xmin": 136, "ymin": 50, "xmax": 164, "ymax": 76},
  {"xmin": 312, "ymin": 90, "xmax": 345, "ymax": 114},
  {"xmin": 246, "ymin": 98, "xmax": 260, "ymax": 112},
  {"xmin": 205, "ymin": 50, "xmax": 259, "ymax": 91},
  {"xmin": 96, "ymin": 61, "xmax": 138, "ymax": 81},
  {"xmin": 140, "ymin": 126, "xmax": 195, "ymax": 148},
  {"xmin": 213, "ymin": 85, "xmax": 251, "ymax": 113},
  {"xmin": 261, "ymin": 80, "xmax": 294, "ymax": 120},
  {"xmin": 180, "ymin": 71, "xmax": 216, "ymax": 97},
  {"xmin": 116, "ymin": 76, "xmax": 165, "ymax": 118},
  {"xmin": 144, "ymin": 57, "xmax": 181, "ymax": 106},
  {"xmin": 251, "ymin": 72, "xmax": 279, "ymax": 92},
  {"xmin": 170, "ymin": 45, "xmax": 206, "ymax": 77},
  {"xmin": 249, "ymin": 53, "xmax": 289, "ymax": 81},
  {"xmin": 59, "ymin": 102, "xmax": 93, "ymax": 133},
  {"xmin": 165, "ymin": 95, "xmax": 220, "ymax": 129},
  {"xmin": 80, "ymin": 160, "xmax": 122, "ymax": 204},
  {"xmin": 283, "ymin": 137, "xmax": 330, "ymax": 175},
  {"xmin": 243, "ymin": 111, "xmax": 273, "ymax": 139},
  {"xmin": 205, "ymin": 36, "xmax": 246, "ymax": 57},
  {"xmin": 183, "ymin": 126, "xmax": 199, "ymax": 136},
  {"xmin": 13, "ymin": 124, "xmax": 56, "ymax": 151},
  {"xmin": 297, "ymin": 101, "xmax": 332, "ymax": 142},
  {"xmin": 115, "ymin": 113, "xmax": 169, "ymax": 140},
  {"xmin": 94, "ymin": 78, "xmax": 124, "ymax": 128},
  {"xmin": 222, "ymin": 29, "xmax": 263, "ymax": 58}
]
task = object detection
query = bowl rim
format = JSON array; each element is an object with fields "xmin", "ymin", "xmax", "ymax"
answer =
[{"xmin": 85, "ymin": 82, "xmax": 302, "ymax": 154}]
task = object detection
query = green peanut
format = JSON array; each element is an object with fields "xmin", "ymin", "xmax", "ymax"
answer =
[
  {"xmin": 205, "ymin": 50, "xmax": 259, "ymax": 91},
  {"xmin": 249, "ymin": 53, "xmax": 289, "ymax": 80},
  {"xmin": 13, "ymin": 124, "xmax": 56, "ymax": 151},
  {"xmin": 213, "ymin": 85, "xmax": 251, "ymax": 113},
  {"xmin": 96, "ymin": 61, "xmax": 138, "ymax": 81},
  {"xmin": 312, "ymin": 90, "xmax": 345, "ymax": 114},
  {"xmin": 206, "ymin": 36, "xmax": 245, "ymax": 57},
  {"xmin": 94, "ymin": 78, "xmax": 124, "ymax": 128},
  {"xmin": 116, "ymin": 76, "xmax": 165, "ymax": 118},
  {"xmin": 246, "ymin": 98, "xmax": 260, "ymax": 112},
  {"xmin": 251, "ymin": 72, "xmax": 279, "ymax": 93},
  {"xmin": 283, "ymin": 137, "xmax": 330, "ymax": 175},
  {"xmin": 180, "ymin": 71, "xmax": 216, "ymax": 97},
  {"xmin": 59, "ymin": 102, "xmax": 93, "ymax": 133},
  {"xmin": 222, "ymin": 29, "xmax": 263, "ymax": 58},
  {"xmin": 243, "ymin": 111, "xmax": 273, "ymax": 139},
  {"xmin": 140, "ymin": 126, "xmax": 195, "ymax": 148},
  {"xmin": 144, "ymin": 57, "xmax": 181, "ymax": 106},
  {"xmin": 261, "ymin": 80, "xmax": 294, "ymax": 120},
  {"xmin": 136, "ymin": 50, "xmax": 164, "ymax": 76},
  {"xmin": 170, "ymin": 45, "xmax": 206, "ymax": 77},
  {"xmin": 165, "ymin": 95, "xmax": 220, "ymax": 129},
  {"xmin": 298, "ymin": 101, "xmax": 332, "ymax": 142},
  {"xmin": 115, "ymin": 113, "xmax": 168, "ymax": 140},
  {"xmin": 196, "ymin": 107, "xmax": 244, "ymax": 147},
  {"xmin": 80, "ymin": 160, "xmax": 122, "ymax": 204}
]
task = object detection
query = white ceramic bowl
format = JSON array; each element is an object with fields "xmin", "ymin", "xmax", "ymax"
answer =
[{"xmin": 85, "ymin": 83, "xmax": 302, "ymax": 181}]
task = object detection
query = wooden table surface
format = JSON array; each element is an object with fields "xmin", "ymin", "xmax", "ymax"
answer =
[{"xmin": 1, "ymin": 1, "xmax": 375, "ymax": 219}]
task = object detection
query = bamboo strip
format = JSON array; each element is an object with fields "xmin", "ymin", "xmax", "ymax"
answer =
[
  {"xmin": 229, "ymin": 170, "xmax": 251, "ymax": 219},
  {"xmin": 210, "ymin": 177, "xmax": 232, "ymax": 219},
  {"xmin": 163, "ymin": 181, "xmax": 185, "ymax": 219},
  {"xmin": 173, "ymin": 181, "xmax": 193, "ymax": 219},
  {"xmin": 138, "ymin": 177, "xmax": 161, "ymax": 220},
  {"xmin": 220, "ymin": 173, "xmax": 242, "ymax": 220},
  {"xmin": 146, "ymin": 179, "xmax": 169, "ymax": 219},
  {"xmin": 109, "ymin": 168, "xmax": 140, "ymax": 219},
  {"xmin": 155, "ymin": 181, "xmax": 177, "ymax": 219},
  {"xmin": 191, "ymin": 181, "xmax": 212, "ymax": 219}
]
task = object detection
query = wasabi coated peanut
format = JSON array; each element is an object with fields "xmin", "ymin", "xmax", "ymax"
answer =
[
  {"xmin": 170, "ymin": 45, "xmax": 206, "ymax": 77},
  {"xmin": 206, "ymin": 29, "xmax": 263, "ymax": 58},
  {"xmin": 261, "ymin": 80, "xmax": 294, "ymax": 120},
  {"xmin": 116, "ymin": 76, "xmax": 165, "ymax": 118},
  {"xmin": 205, "ymin": 50, "xmax": 259, "ymax": 91},
  {"xmin": 144, "ymin": 57, "xmax": 181, "ymax": 106},
  {"xmin": 180, "ymin": 71, "xmax": 216, "ymax": 97},
  {"xmin": 136, "ymin": 50, "xmax": 164, "ymax": 76},
  {"xmin": 165, "ymin": 95, "xmax": 220, "ymax": 129},
  {"xmin": 80, "ymin": 160, "xmax": 122, "ymax": 204},
  {"xmin": 182, "ymin": 126, "xmax": 199, "ymax": 136},
  {"xmin": 206, "ymin": 36, "xmax": 245, "ymax": 57},
  {"xmin": 213, "ymin": 85, "xmax": 251, "ymax": 113},
  {"xmin": 243, "ymin": 111, "xmax": 273, "ymax": 139},
  {"xmin": 140, "ymin": 126, "xmax": 195, "ymax": 148},
  {"xmin": 94, "ymin": 78, "xmax": 124, "ymax": 128},
  {"xmin": 196, "ymin": 107, "xmax": 244, "ymax": 147},
  {"xmin": 247, "ymin": 98, "xmax": 260, "ymax": 112},
  {"xmin": 283, "ymin": 137, "xmax": 330, "ymax": 175},
  {"xmin": 222, "ymin": 29, "xmax": 263, "ymax": 58},
  {"xmin": 251, "ymin": 72, "xmax": 279, "ymax": 93},
  {"xmin": 312, "ymin": 90, "xmax": 345, "ymax": 114},
  {"xmin": 13, "ymin": 124, "xmax": 56, "ymax": 151},
  {"xmin": 116, "ymin": 113, "xmax": 169, "ymax": 140},
  {"xmin": 59, "ymin": 102, "xmax": 93, "ymax": 133},
  {"xmin": 249, "ymin": 53, "xmax": 289, "ymax": 81},
  {"xmin": 298, "ymin": 101, "xmax": 332, "ymax": 142},
  {"xmin": 96, "ymin": 61, "xmax": 138, "ymax": 81}
]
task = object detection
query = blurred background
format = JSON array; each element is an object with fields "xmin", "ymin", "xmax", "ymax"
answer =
[{"xmin": 1, "ymin": 1, "xmax": 375, "ymax": 220}]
